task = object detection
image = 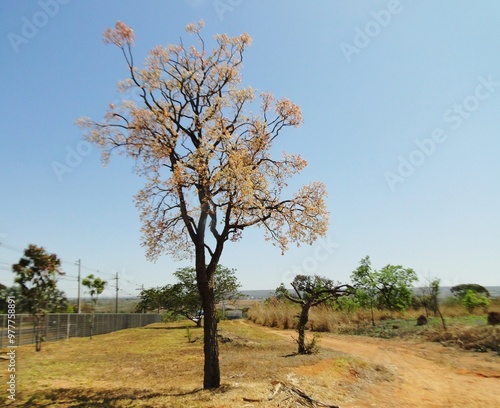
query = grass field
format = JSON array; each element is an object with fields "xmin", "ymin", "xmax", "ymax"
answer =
[{"xmin": 0, "ymin": 320, "xmax": 393, "ymax": 407}]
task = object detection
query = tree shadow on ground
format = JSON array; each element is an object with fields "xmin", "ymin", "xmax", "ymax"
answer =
[
  {"xmin": 20, "ymin": 387, "xmax": 204, "ymax": 407},
  {"xmin": 143, "ymin": 324, "xmax": 201, "ymax": 330}
]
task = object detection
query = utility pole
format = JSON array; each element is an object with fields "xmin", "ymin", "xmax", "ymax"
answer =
[
  {"xmin": 115, "ymin": 272, "xmax": 119, "ymax": 313},
  {"xmin": 76, "ymin": 259, "xmax": 81, "ymax": 313}
]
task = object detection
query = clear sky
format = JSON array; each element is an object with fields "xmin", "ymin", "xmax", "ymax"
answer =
[{"xmin": 1, "ymin": 0, "xmax": 499, "ymax": 299}]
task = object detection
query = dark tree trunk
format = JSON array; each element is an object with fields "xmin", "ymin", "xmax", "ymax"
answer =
[
  {"xmin": 34, "ymin": 314, "xmax": 43, "ymax": 352},
  {"xmin": 193, "ymin": 205, "xmax": 225, "ymax": 389},
  {"xmin": 33, "ymin": 312, "xmax": 48, "ymax": 352},
  {"xmin": 297, "ymin": 303, "xmax": 311, "ymax": 354},
  {"xmin": 196, "ymin": 251, "xmax": 221, "ymax": 389},
  {"xmin": 201, "ymin": 285, "xmax": 220, "ymax": 388}
]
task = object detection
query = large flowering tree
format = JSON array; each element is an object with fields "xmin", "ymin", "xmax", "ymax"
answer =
[{"xmin": 78, "ymin": 21, "xmax": 329, "ymax": 389}]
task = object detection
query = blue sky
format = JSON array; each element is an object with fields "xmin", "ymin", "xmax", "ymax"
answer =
[{"xmin": 1, "ymin": 0, "xmax": 499, "ymax": 299}]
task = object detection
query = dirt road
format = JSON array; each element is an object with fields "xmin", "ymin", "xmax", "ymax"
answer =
[{"xmin": 266, "ymin": 326, "xmax": 500, "ymax": 407}]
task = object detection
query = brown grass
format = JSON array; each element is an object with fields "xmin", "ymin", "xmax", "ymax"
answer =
[
  {"xmin": 0, "ymin": 320, "xmax": 390, "ymax": 407},
  {"xmin": 248, "ymin": 299, "xmax": 500, "ymax": 330},
  {"xmin": 247, "ymin": 300, "xmax": 500, "ymax": 353}
]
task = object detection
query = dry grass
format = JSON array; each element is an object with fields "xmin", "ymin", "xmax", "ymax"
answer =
[
  {"xmin": 424, "ymin": 324, "xmax": 500, "ymax": 352},
  {"xmin": 0, "ymin": 320, "xmax": 389, "ymax": 407},
  {"xmin": 247, "ymin": 300, "xmax": 500, "ymax": 353}
]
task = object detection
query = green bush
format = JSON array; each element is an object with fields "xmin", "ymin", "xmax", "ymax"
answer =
[{"xmin": 162, "ymin": 311, "xmax": 182, "ymax": 323}]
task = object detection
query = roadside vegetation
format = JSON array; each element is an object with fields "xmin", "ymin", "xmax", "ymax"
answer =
[
  {"xmin": 246, "ymin": 256, "xmax": 499, "ymax": 355},
  {"xmin": 248, "ymin": 295, "xmax": 500, "ymax": 354}
]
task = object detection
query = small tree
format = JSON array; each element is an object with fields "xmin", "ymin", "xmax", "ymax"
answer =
[
  {"xmin": 12, "ymin": 245, "xmax": 64, "ymax": 351},
  {"xmin": 351, "ymin": 256, "xmax": 378, "ymax": 326},
  {"xmin": 459, "ymin": 290, "xmax": 490, "ymax": 314},
  {"xmin": 282, "ymin": 275, "xmax": 352, "ymax": 354},
  {"xmin": 82, "ymin": 274, "xmax": 107, "ymax": 339},
  {"xmin": 416, "ymin": 278, "xmax": 446, "ymax": 330},
  {"xmin": 376, "ymin": 264, "xmax": 417, "ymax": 312},
  {"xmin": 351, "ymin": 256, "xmax": 417, "ymax": 321}
]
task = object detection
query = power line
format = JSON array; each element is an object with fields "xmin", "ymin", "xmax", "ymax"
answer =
[
  {"xmin": 59, "ymin": 276, "xmax": 79, "ymax": 282},
  {"xmin": 0, "ymin": 241, "xmax": 147, "ymax": 302},
  {"xmin": 0, "ymin": 242, "xmax": 24, "ymax": 253}
]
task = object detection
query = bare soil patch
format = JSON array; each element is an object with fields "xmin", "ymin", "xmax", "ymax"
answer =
[{"xmin": 262, "ymin": 321, "xmax": 500, "ymax": 407}]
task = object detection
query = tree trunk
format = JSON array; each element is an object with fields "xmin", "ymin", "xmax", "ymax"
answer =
[
  {"xmin": 196, "ymin": 253, "xmax": 221, "ymax": 389},
  {"xmin": 199, "ymin": 279, "xmax": 220, "ymax": 388},
  {"xmin": 34, "ymin": 314, "xmax": 43, "ymax": 352},
  {"xmin": 297, "ymin": 304, "xmax": 311, "ymax": 354},
  {"xmin": 370, "ymin": 302, "xmax": 375, "ymax": 327},
  {"xmin": 194, "ymin": 207, "xmax": 223, "ymax": 389}
]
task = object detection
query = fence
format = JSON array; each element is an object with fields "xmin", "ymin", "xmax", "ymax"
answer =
[{"xmin": 0, "ymin": 313, "xmax": 162, "ymax": 348}]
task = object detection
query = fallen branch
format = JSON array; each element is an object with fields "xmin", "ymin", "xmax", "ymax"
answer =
[{"xmin": 242, "ymin": 380, "xmax": 340, "ymax": 407}]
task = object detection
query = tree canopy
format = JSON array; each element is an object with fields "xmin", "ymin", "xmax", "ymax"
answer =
[
  {"xmin": 450, "ymin": 283, "xmax": 490, "ymax": 299},
  {"xmin": 82, "ymin": 274, "xmax": 107, "ymax": 308},
  {"xmin": 12, "ymin": 244, "xmax": 65, "ymax": 351},
  {"xmin": 78, "ymin": 20, "xmax": 328, "ymax": 262},
  {"xmin": 450, "ymin": 284, "xmax": 491, "ymax": 314},
  {"xmin": 351, "ymin": 256, "xmax": 417, "ymax": 315}
]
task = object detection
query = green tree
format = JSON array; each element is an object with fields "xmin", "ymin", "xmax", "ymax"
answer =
[
  {"xmin": 274, "ymin": 283, "xmax": 292, "ymax": 302},
  {"xmin": 163, "ymin": 283, "xmax": 202, "ymax": 326},
  {"xmin": 138, "ymin": 265, "xmax": 242, "ymax": 327},
  {"xmin": 82, "ymin": 274, "xmax": 107, "ymax": 339},
  {"xmin": 351, "ymin": 256, "xmax": 418, "ymax": 321},
  {"xmin": 0, "ymin": 284, "xmax": 21, "ymax": 313},
  {"xmin": 459, "ymin": 289, "xmax": 490, "ymax": 314},
  {"xmin": 376, "ymin": 264, "xmax": 417, "ymax": 312},
  {"xmin": 282, "ymin": 275, "xmax": 352, "ymax": 354},
  {"xmin": 12, "ymin": 244, "xmax": 64, "ymax": 351},
  {"xmin": 80, "ymin": 21, "xmax": 328, "ymax": 389},
  {"xmin": 351, "ymin": 256, "xmax": 378, "ymax": 326},
  {"xmin": 136, "ymin": 287, "xmax": 164, "ymax": 313},
  {"xmin": 450, "ymin": 283, "xmax": 490, "ymax": 299}
]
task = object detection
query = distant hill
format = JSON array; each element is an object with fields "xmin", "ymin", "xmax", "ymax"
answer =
[
  {"xmin": 84, "ymin": 286, "xmax": 500, "ymax": 303},
  {"xmin": 241, "ymin": 290, "xmax": 276, "ymax": 300}
]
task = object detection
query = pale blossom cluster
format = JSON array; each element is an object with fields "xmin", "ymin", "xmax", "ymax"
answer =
[
  {"xmin": 185, "ymin": 20, "xmax": 205, "ymax": 34},
  {"xmin": 102, "ymin": 21, "xmax": 135, "ymax": 47}
]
